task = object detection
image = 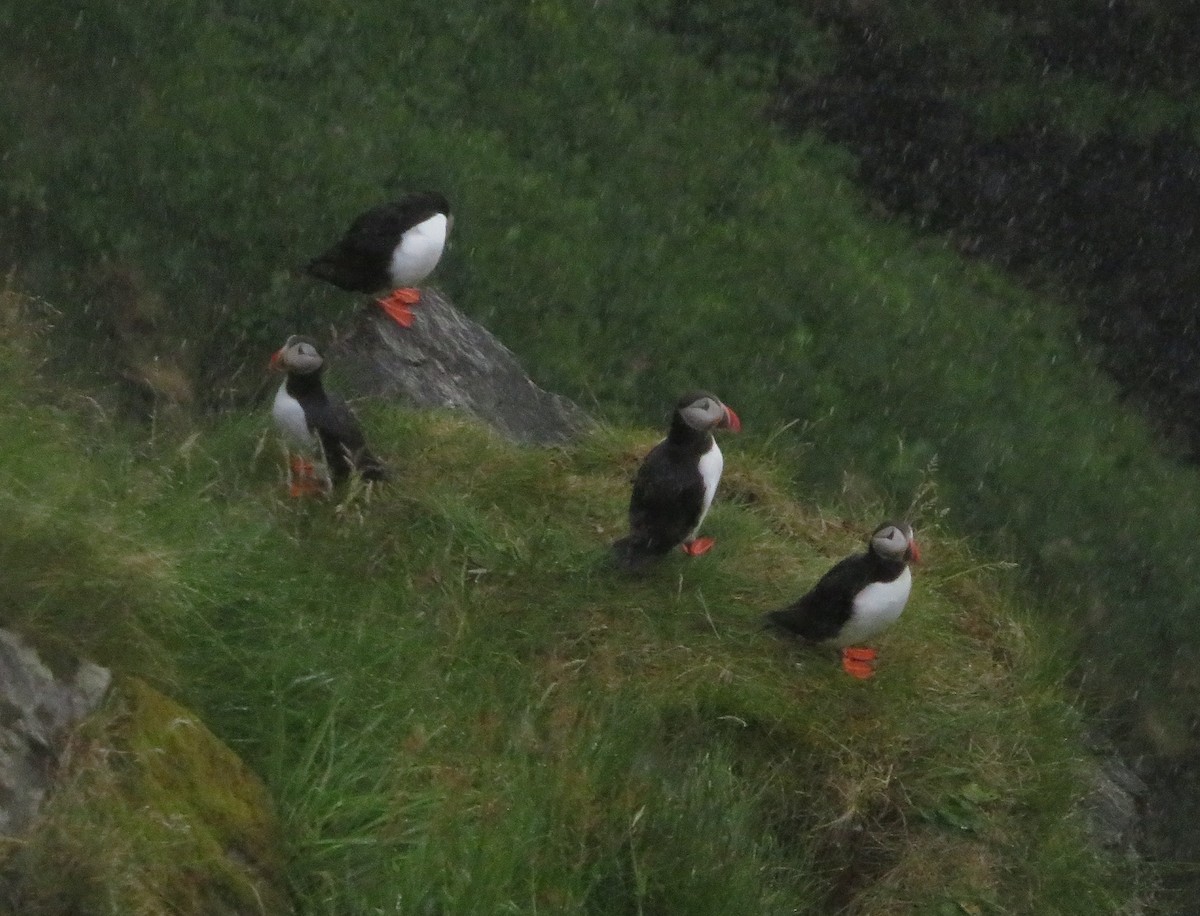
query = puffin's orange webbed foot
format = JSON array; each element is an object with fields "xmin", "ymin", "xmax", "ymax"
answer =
[
  {"xmin": 287, "ymin": 457, "xmax": 325, "ymax": 498},
  {"xmin": 681, "ymin": 537, "xmax": 716, "ymax": 557},
  {"xmin": 377, "ymin": 287, "xmax": 421, "ymax": 327},
  {"xmin": 841, "ymin": 646, "xmax": 878, "ymax": 679},
  {"xmin": 289, "ymin": 480, "xmax": 325, "ymax": 498}
]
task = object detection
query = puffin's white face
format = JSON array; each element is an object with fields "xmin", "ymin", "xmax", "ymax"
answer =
[
  {"xmin": 273, "ymin": 335, "xmax": 324, "ymax": 375},
  {"xmin": 871, "ymin": 522, "xmax": 919, "ymax": 563},
  {"xmin": 678, "ymin": 393, "xmax": 742, "ymax": 433}
]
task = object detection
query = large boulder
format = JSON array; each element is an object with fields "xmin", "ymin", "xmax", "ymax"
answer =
[{"xmin": 329, "ymin": 291, "xmax": 593, "ymax": 446}]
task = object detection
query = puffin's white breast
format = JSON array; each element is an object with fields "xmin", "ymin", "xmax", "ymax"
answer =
[
  {"xmin": 272, "ymin": 382, "xmax": 316, "ymax": 451},
  {"xmin": 389, "ymin": 212, "xmax": 448, "ymax": 287},
  {"xmin": 834, "ymin": 566, "xmax": 912, "ymax": 647},
  {"xmin": 689, "ymin": 440, "xmax": 724, "ymax": 538}
]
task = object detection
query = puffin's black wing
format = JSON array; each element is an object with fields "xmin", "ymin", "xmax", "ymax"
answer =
[
  {"xmin": 305, "ymin": 393, "xmax": 387, "ymax": 483},
  {"xmin": 612, "ymin": 442, "xmax": 704, "ymax": 568},
  {"xmin": 764, "ymin": 552, "xmax": 875, "ymax": 642},
  {"xmin": 304, "ymin": 202, "xmax": 419, "ymax": 293}
]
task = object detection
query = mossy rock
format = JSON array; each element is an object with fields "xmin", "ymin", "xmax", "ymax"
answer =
[{"xmin": 0, "ymin": 677, "xmax": 291, "ymax": 916}]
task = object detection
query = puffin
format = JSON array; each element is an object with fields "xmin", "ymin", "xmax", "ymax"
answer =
[
  {"xmin": 269, "ymin": 334, "xmax": 387, "ymax": 496},
  {"xmin": 612, "ymin": 391, "xmax": 741, "ymax": 571},
  {"xmin": 304, "ymin": 191, "xmax": 452, "ymax": 328},
  {"xmin": 764, "ymin": 521, "xmax": 920, "ymax": 679}
]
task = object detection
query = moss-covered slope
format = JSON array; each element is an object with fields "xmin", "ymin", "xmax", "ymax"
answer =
[{"xmin": 2, "ymin": 678, "xmax": 291, "ymax": 916}]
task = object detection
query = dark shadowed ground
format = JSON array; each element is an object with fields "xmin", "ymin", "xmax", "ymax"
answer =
[{"xmin": 778, "ymin": 85, "xmax": 1200, "ymax": 454}]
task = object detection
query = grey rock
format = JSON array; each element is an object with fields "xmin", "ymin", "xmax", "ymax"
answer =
[
  {"xmin": 1081, "ymin": 733, "xmax": 1147, "ymax": 858},
  {"xmin": 328, "ymin": 290, "xmax": 593, "ymax": 446},
  {"xmin": 0, "ymin": 628, "xmax": 112, "ymax": 835}
]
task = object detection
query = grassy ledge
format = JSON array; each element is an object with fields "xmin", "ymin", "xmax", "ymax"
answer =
[{"xmin": 0, "ymin": 300, "xmax": 1132, "ymax": 913}]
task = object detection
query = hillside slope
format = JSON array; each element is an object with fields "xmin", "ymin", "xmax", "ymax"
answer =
[
  {"xmin": 0, "ymin": 297, "xmax": 1132, "ymax": 913},
  {"xmin": 5, "ymin": 0, "xmax": 1200, "ymax": 735},
  {"xmin": 9, "ymin": 0, "xmax": 1200, "ymax": 898}
]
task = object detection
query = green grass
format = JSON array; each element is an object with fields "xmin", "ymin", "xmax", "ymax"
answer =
[
  {"xmin": 0, "ymin": 300, "xmax": 181, "ymax": 684},
  {"xmin": 0, "ymin": 302, "xmax": 1132, "ymax": 912},
  {"xmin": 2, "ymin": 0, "xmax": 1196, "ymax": 684},
  {"xmin": 3, "ymin": 0, "xmax": 1200, "ymax": 885}
]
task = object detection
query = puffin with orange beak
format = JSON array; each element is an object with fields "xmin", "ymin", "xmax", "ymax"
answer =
[
  {"xmin": 612, "ymin": 391, "xmax": 741, "ymax": 571},
  {"xmin": 269, "ymin": 335, "xmax": 387, "ymax": 497},
  {"xmin": 764, "ymin": 521, "xmax": 921, "ymax": 679}
]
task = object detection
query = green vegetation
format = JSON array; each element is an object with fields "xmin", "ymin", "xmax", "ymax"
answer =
[
  {"xmin": 6, "ymin": 0, "xmax": 1200, "ymax": 764},
  {"xmin": 643, "ymin": 0, "xmax": 1200, "ymax": 141},
  {"xmin": 0, "ymin": 301, "xmax": 178, "ymax": 683},
  {"xmin": 0, "ymin": 300, "xmax": 1130, "ymax": 912}
]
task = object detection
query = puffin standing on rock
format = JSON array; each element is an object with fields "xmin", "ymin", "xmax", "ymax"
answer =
[
  {"xmin": 269, "ymin": 335, "xmax": 387, "ymax": 496},
  {"xmin": 764, "ymin": 521, "xmax": 920, "ymax": 679},
  {"xmin": 612, "ymin": 391, "xmax": 741, "ymax": 571},
  {"xmin": 304, "ymin": 191, "xmax": 452, "ymax": 328}
]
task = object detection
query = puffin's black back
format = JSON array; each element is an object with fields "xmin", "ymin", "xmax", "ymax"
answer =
[
  {"xmin": 305, "ymin": 192, "xmax": 450, "ymax": 293},
  {"xmin": 611, "ymin": 395, "xmax": 716, "ymax": 570},
  {"xmin": 764, "ymin": 549, "xmax": 905, "ymax": 641},
  {"xmin": 286, "ymin": 372, "xmax": 387, "ymax": 483}
]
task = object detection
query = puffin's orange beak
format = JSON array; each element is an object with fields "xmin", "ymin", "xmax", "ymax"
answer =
[
  {"xmin": 723, "ymin": 405, "xmax": 742, "ymax": 433},
  {"xmin": 269, "ymin": 349, "xmax": 284, "ymax": 371},
  {"xmin": 908, "ymin": 537, "xmax": 922, "ymax": 565}
]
